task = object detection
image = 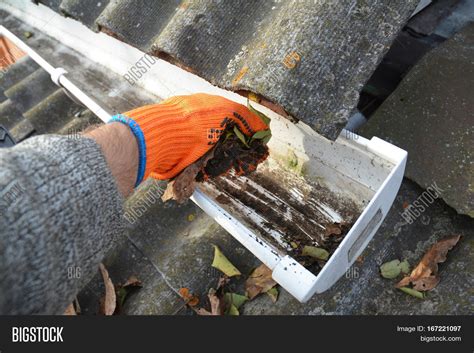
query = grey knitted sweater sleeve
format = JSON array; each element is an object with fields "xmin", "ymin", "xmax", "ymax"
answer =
[{"xmin": 0, "ymin": 135, "xmax": 125, "ymax": 314}]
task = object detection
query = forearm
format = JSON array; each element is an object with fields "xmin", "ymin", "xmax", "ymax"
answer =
[
  {"xmin": 84, "ymin": 122, "xmax": 138, "ymax": 198},
  {"xmin": 0, "ymin": 135, "xmax": 125, "ymax": 314}
]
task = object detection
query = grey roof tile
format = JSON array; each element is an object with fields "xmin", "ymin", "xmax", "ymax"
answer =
[
  {"xmin": 24, "ymin": 88, "xmax": 83, "ymax": 133},
  {"xmin": 57, "ymin": 110, "xmax": 101, "ymax": 135},
  {"xmin": 361, "ymin": 24, "xmax": 474, "ymax": 217},
  {"xmin": 60, "ymin": 0, "xmax": 110, "ymax": 30},
  {"xmin": 96, "ymin": 0, "xmax": 181, "ymax": 49},
  {"xmin": 0, "ymin": 90, "xmax": 7, "ymax": 104},
  {"xmin": 35, "ymin": 0, "xmax": 63, "ymax": 13},
  {"xmin": 39, "ymin": 0, "xmax": 418, "ymax": 139},
  {"xmin": 0, "ymin": 12, "xmax": 162, "ymax": 142},
  {"xmin": 5, "ymin": 68, "xmax": 59, "ymax": 113},
  {"xmin": 0, "ymin": 99, "xmax": 24, "ymax": 130},
  {"xmin": 9, "ymin": 118, "xmax": 35, "ymax": 142},
  {"xmin": 0, "ymin": 56, "xmax": 39, "ymax": 91}
]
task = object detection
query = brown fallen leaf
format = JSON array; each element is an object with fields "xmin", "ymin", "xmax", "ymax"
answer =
[
  {"xmin": 99, "ymin": 263, "xmax": 116, "ymax": 315},
  {"xmin": 396, "ymin": 235, "xmax": 461, "ymax": 291},
  {"xmin": 63, "ymin": 303, "xmax": 76, "ymax": 315},
  {"xmin": 245, "ymin": 264, "xmax": 277, "ymax": 300},
  {"xmin": 122, "ymin": 275, "xmax": 142, "ymax": 288},
  {"xmin": 178, "ymin": 287, "xmax": 200, "ymax": 307},
  {"xmin": 324, "ymin": 223, "xmax": 342, "ymax": 236},
  {"xmin": 208, "ymin": 288, "xmax": 223, "ymax": 315},
  {"xmin": 194, "ymin": 288, "xmax": 224, "ymax": 316},
  {"xmin": 216, "ymin": 276, "xmax": 230, "ymax": 290},
  {"xmin": 116, "ymin": 276, "xmax": 143, "ymax": 311}
]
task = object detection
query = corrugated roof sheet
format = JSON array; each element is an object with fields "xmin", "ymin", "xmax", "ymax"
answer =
[
  {"xmin": 0, "ymin": 10, "xmax": 160, "ymax": 141},
  {"xmin": 37, "ymin": 0, "xmax": 418, "ymax": 140}
]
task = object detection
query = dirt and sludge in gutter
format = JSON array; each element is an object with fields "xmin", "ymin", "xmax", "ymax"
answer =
[{"xmin": 200, "ymin": 162, "xmax": 360, "ymax": 275}]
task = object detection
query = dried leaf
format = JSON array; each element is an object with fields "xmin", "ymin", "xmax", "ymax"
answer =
[
  {"xmin": 247, "ymin": 101, "xmax": 271, "ymax": 125},
  {"xmin": 233, "ymin": 126, "xmax": 249, "ymax": 148},
  {"xmin": 396, "ymin": 235, "xmax": 461, "ymax": 291},
  {"xmin": 178, "ymin": 287, "xmax": 200, "ymax": 307},
  {"xmin": 194, "ymin": 308, "xmax": 213, "ymax": 315},
  {"xmin": 302, "ymin": 246, "xmax": 329, "ymax": 260},
  {"xmin": 116, "ymin": 276, "xmax": 142, "ymax": 308},
  {"xmin": 162, "ymin": 147, "xmax": 215, "ymax": 203},
  {"xmin": 99, "ymin": 263, "xmax": 116, "ymax": 315},
  {"xmin": 245, "ymin": 264, "xmax": 277, "ymax": 300},
  {"xmin": 223, "ymin": 293, "xmax": 248, "ymax": 310},
  {"xmin": 73, "ymin": 297, "xmax": 81, "ymax": 314},
  {"xmin": 216, "ymin": 276, "xmax": 230, "ymax": 290},
  {"xmin": 211, "ymin": 245, "xmax": 241, "ymax": 277},
  {"xmin": 122, "ymin": 275, "xmax": 142, "ymax": 288},
  {"xmin": 208, "ymin": 288, "xmax": 224, "ymax": 315},
  {"xmin": 324, "ymin": 223, "xmax": 342, "ymax": 236},
  {"xmin": 398, "ymin": 287, "xmax": 425, "ymax": 299},
  {"xmin": 63, "ymin": 303, "xmax": 76, "ymax": 315},
  {"xmin": 266, "ymin": 287, "xmax": 279, "ymax": 303}
]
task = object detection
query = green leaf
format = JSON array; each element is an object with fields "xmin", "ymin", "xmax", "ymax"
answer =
[
  {"xmin": 227, "ymin": 304, "xmax": 239, "ymax": 316},
  {"xmin": 233, "ymin": 126, "xmax": 249, "ymax": 148},
  {"xmin": 223, "ymin": 293, "xmax": 248, "ymax": 309},
  {"xmin": 262, "ymin": 134, "xmax": 272, "ymax": 145},
  {"xmin": 398, "ymin": 287, "xmax": 424, "ymax": 299},
  {"xmin": 400, "ymin": 260, "xmax": 410, "ymax": 274},
  {"xmin": 211, "ymin": 245, "xmax": 242, "ymax": 277},
  {"xmin": 302, "ymin": 246, "xmax": 329, "ymax": 260},
  {"xmin": 380, "ymin": 259, "xmax": 411, "ymax": 279},
  {"xmin": 380, "ymin": 260, "xmax": 402, "ymax": 279},
  {"xmin": 252, "ymin": 130, "xmax": 271, "ymax": 140},
  {"xmin": 247, "ymin": 100, "xmax": 271, "ymax": 125},
  {"xmin": 266, "ymin": 287, "xmax": 279, "ymax": 303}
]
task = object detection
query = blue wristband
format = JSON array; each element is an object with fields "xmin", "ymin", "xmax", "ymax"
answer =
[{"xmin": 109, "ymin": 114, "xmax": 146, "ymax": 187}]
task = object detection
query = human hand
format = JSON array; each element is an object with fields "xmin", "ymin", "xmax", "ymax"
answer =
[{"xmin": 110, "ymin": 93, "xmax": 269, "ymax": 184}]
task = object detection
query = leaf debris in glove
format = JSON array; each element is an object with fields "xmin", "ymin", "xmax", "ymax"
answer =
[
  {"xmin": 162, "ymin": 122, "xmax": 270, "ymax": 204},
  {"xmin": 161, "ymin": 148, "xmax": 215, "ymax": 203},
  {"xmin": 396, "ymin": 235, "xmax": 461, "ymax": 291}
]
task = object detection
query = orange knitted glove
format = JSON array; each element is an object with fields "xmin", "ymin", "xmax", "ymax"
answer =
[{"xmin": 110, "ymin": 93, "xmax": 269, "ymax": 185}]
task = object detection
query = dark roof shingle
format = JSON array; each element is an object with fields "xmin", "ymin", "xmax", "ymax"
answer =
[{"xmin": 36, "ymin": 0, "xmax": 418, "ymax": 139}]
